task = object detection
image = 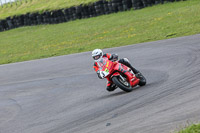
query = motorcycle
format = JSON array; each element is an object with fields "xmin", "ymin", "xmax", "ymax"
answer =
[{"xmin": 97, "ymin": 57, "xmax": 146, "ymax": 92}]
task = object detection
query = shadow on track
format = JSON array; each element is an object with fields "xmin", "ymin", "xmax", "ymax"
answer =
[{"xmin": 96, "ymin": 86, "xmax": 142, "ymax": 100}]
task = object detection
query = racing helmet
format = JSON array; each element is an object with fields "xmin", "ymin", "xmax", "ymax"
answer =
[{"xmin": 92, "ymin": 49, "xmax": 103, "ymax": 61}]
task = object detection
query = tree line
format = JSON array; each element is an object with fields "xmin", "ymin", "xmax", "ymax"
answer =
[{"xmin": 0, "ymin": 0, "xmax": 30, "ymax": 7}]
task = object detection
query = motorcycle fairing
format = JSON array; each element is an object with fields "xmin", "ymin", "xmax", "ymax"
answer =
[
  {"xmin": 113, "ymin": 63, "xmax": 139, "ymax": 87},
  {"xmin": 97, "ymin": 57, "xmax": 139, "ymax": 87}
]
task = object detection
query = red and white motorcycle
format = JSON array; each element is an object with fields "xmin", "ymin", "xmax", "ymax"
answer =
[{"xmin": 97, "ymin": 57, "xmax": 146, "ymax": 92}]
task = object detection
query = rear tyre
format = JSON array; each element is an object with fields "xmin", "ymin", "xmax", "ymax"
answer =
[
  {"xmin": 136, "ymin": 72, "xmax": 146, "ymax": 86},
  {"xmin": 112, "ymin": 76, "xmax": 133, "ymax": 92}
]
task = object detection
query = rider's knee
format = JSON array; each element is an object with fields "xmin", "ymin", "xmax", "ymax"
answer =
[
  {"xmin": 106, "ymin": 82, "xmax": 117, "ymax": 92},
  {"xmin": 106, "ymin": 86, "xmax": 116, "ymax": 92}
]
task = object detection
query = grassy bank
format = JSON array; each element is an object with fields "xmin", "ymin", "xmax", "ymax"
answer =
[
  {"xmin": 0, "ymin": 0, "xmax": 98, "ymax": 19},
  {"xmin": 178, "ymin": 123, "xmax": 200, "ymax": 133},
  {"xmin": 0, "ymin": 0, "xmax": 200, "ymax": 64}
]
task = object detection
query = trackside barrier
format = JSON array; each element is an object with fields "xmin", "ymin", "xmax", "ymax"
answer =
[{"xmin": 0, "ymin": 0, "xmax": 186, "ymax": 32}]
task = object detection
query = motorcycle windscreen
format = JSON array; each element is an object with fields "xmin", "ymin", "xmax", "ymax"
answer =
[{"xmin": 96, "ymin": 58, "xmax": 113, "ymax": 74}]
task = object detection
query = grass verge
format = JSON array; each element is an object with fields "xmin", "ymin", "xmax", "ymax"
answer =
[
  {"xmin": 177, "ymin": 123, "xmax": 200, "ymax": 133},
  {"xmin": 0, "ymin": 0, "xmax": 200, "ymax": 65}
]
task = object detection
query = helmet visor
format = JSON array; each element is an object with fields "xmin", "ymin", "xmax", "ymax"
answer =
[{"xmin": 93, "ymin": 55, "xmax": 101, "ymax": 60}]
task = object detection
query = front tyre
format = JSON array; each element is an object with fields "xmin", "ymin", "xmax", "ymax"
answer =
[{"xmin": 112, "ymin": 76, "xmax": 133, "ymax": 92}]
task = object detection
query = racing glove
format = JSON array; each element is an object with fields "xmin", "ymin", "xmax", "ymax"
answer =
[
  {"xmin": 111, "ymin": 54, "xmax": 118, "ymax": 61},
  {"xmin": 97, "ymin": 70, "xmax": 104, "ymax": 79}
]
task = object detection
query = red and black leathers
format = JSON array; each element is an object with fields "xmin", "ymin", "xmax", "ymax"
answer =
[{"xmin": 93, "ymin": 53, "xmax": 117, "ymax": 72}]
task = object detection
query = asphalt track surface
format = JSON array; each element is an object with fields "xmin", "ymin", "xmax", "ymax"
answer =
[{"xmin": 0, "ymin": 34, "xmax": 200, "ymax": 133}]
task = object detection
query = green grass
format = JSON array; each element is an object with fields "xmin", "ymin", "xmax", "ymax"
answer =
[
  {"xmin": 0, "ymin": 0, "xmax": 98, "ymax": 19},
  {"xmin": 178, "ymin": 123, "xmax": 200, "ymax": 133},
  {"xmin": 0, "ymin": 0, "xmax": 200, "ymax": 65}
]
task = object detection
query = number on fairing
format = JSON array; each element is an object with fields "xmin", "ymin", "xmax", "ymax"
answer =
[{"xmin": 105, "ymin": 68, "xmax": 109, "ymax": 73}]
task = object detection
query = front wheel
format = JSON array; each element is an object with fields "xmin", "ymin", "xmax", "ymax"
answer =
[{"xmin": 112, "ymin": 76, "xmax": 134, "ymax": 92}]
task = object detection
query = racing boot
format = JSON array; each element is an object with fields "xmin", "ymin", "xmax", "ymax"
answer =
[
  {"xmin": 135, "ymin": 72, "xmax": 144, "ymax": 79},
  {"xmin": 119, "ymin": 58, "xmax": 145, "ymax": 82}
]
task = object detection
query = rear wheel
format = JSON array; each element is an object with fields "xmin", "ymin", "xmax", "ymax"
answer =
[
  {"xmin": 112, "ymin": 76, "xmax": 133, "ymax": 92},
  {"xmin": 136, "ymin": 72, "xmax": 146, "ymax": 86}
]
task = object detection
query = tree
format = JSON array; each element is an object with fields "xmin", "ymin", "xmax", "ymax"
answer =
[
  {"xmin": 9, "ymin": 0, "xmax": 12, "ymax": 6},
  {"xmin": 0, "ymin": 0, "xmax": 3, "ymax": 7}
]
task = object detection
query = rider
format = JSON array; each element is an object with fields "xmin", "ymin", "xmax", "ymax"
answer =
[{"xmin": 92, "ymin": 49, "xmax": 141, "ymax": 92}]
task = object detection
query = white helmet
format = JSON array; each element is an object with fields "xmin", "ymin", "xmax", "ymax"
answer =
[{"xmin": 92, "ymin": 49, "xmax": 103, "ymax": 61}]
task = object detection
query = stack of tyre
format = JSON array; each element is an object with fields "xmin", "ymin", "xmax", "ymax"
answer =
[
  {"xmin": 0, "ymin": 0, "xmax": 185, "ymax": 32},
  {"xmin": 0, "ymin": 20, "xmax": 6, "ymax": 32}
]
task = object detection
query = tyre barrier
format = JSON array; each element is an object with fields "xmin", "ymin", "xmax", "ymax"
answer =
[{"xmin": 0, "ymin": 0, "xmax": 185, "ymax": 32}]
